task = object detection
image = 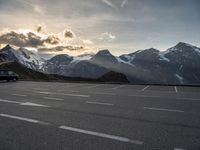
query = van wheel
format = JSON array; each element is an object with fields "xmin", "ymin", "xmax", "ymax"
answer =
[{"xmin": 7, "ymin": 80, "xmax": 10, "ymax": 82}]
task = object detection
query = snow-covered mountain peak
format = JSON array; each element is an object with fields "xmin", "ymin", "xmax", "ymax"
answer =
[{"xmin": 166, "ymin": 42, "xmax": 200, "ymax": 54}]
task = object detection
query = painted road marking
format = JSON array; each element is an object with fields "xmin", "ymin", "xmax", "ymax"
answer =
[
  {"xmin": 59, "ymin": 125, "xmax": 143, "ymax": 145},
  {"xmin": 174, "ymin": 86, "xmax": 178, "ymax": 93},
  {"xmin": 13, "ymin": 87, "xmax": 26, "ymax": 89},
  {"xmin": 44, "ymin": 85, "xmax": 53, "ymax": 87},
  {"xmin": 177, "ymin": 98, "xmax": 200, "ymax": 101},
  {"xmin": 85, "ymin": 101, "xmax": 114, "ymax": 106},
  {"xmin": 91, "ymin": 92, "xmax": 115, "ymax": 96},
  {"xmin": 37, "ymin": 91, "xmax": 51, "ymax": 94},
  {"xmin": 141, "ymin": 86, "xmax": 150, "ymax": 91},
  {"xmin": 20, "ymin": 102, "xmax": 50, "ymax": 108},
  {"xmin": 112, "ymin": 85, "xmax": 126, "ymax": 90},
  {"xmin": 174, "ymin": 148, "xmax": 186, "ymax": 150},
  {"xmin": 0, "ymin": 114, "xmax": 48, "ymax": 125},
  {"xmin": 12, "ymin": 94, "xmax": 27, "ymax": 97},
  {"xmin": 129, "ymin": 95, "xmax": 200, "ymax": 101},
  {"xmin": 143, "ymin": 107, "xmax": 184, "ymax": 113},
  {"xmin": 56, "ymin": 93, "xmax": 90, "ymax": 98},
  {"xmin": 57, "ymin": 90, "xmax": 79, "ymax": 92},
  {"xmin": 0, "ymin": 98, "xmax": 50, "ymax": 108},
  {"xmin": 37, "ymin": 91, "xmax": 89, "ymax": 98},
  {"xmin": 33, "ymin": 88, "xmax": 50, "ymax": 91},
  {"xmin": 129, "ymin": 94, "xmax": 160, "ymax": 98},
  {"xmin": 43, "ymin": 97, "xmax": 64, "ymax": 101},
  {"xmin": 87, "ymin": 85, "xmax": 103, "ymax": 89},
  {"xmin": 0, "ymin": 99, "xmax": 20, "ymax": 104}
]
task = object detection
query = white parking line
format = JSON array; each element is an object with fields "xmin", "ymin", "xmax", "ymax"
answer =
[
  {"xmin": 38, "ymin": 91, "xmax": 89, "ymax": 98},
  {"xmin": 0, "ymin": 114, "xmax": 48, "ymax": 125},
  {"xmin": 91, "ymin": 92, "xmax": 115, "ymax": 95},
  {"xmin": 129, "ymin": 94, "xmax": 200, "ymax": 101},
  {"xmin": 141, "ymin": 86, "xmax": 150, "ymax": 91},
  {"xmin": 87, "ymin": 85, "xmax": 103, "ymax": 89},
  {"xmin": 143, "ymin": 107, "xmax": 184, "ymax": 113},
  {"xmin": 174, "ymin": 86, "xmax": 178, "ymax": 93},
  {"xmin": 59, "ymin": 125, "xmax": 143, "ymax": 145},
  {"xmin": 0, "ymin": 98, "xmax": 50, "ymax": 108},
  {"xmin": 129, "ymin": 94, "xmax": 160, "ymax": 98},
  {"xmin": 37, "ymin": 91, "xmax": 51, "ymax": 94},
  {"xmin": 57, "ymin": 90, "xmax": 79, "ymax": 92},
  {"xmin": 174, "ymin": 148, "xmax": 186, "ymax": 150},
  {"xmin": 12, "ymin": 94, "xmax": 27, "ymax": 97},
  {"xmin": 63, "ymin": 85, "xmax": 76, "ymax": 88},
  {"xmin": 0, "ymin": 99, "xmax": 20, "ymax": 104},
  {"xmin": 20, "ymin": 102, "xmax": 50, "ymax": 108},
  {"xmin": 85, "ymin": 101, "xmax": 114, "ymax": 106},
  {"xmin": 44, "ymin": 85, "xmax": 53, "ymax": 87},
  {"xmin": 13, "ymin": 87, "xmax": 26, "ymax": 89},
  {"xmin": 33, "ymin": 88, "xmax": 50, "ymax": 91},
  {"xmin": 177, "ymin": 98, "xmax": 200, "ymax": 101},
  {"xmin": 56, "ymin": 93, "xmax": 90, "ymax": 98},
  {"xmin": 112, "ymin": 85, "xmax": 126, "ymax": 90},
  {"xmin": 43, "ymin": 97, "xmax": 64, "ymax": 101}
]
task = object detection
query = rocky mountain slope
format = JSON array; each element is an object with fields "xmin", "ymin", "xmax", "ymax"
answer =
[{"xmin": 0, "ymin": 42, "xmax": 200, "ymax": 85}]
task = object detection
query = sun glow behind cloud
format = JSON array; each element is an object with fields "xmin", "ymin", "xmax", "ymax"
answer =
[{"xmin": 0, "ymin": 25, "xmax": 98, "ymax": 56}]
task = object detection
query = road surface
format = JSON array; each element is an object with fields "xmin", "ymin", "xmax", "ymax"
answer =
[{"xmin": 0, "ymin": 81, "xmax": 200, "ymax": 150}]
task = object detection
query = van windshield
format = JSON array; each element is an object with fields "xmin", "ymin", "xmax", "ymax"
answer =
[{"xmin": 8, "ymin": 71, "xmax": 15, "ymax": 76}]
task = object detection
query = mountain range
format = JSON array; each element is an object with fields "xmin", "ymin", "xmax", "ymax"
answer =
[{"xmin": 0, "ymin": 42, "xmax": 200, "ymax": 85}]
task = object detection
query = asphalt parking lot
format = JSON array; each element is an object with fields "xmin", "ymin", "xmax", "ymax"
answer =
[{"xmin": 0, "ymin": 81, "xmax": 200, "ymax": 150}]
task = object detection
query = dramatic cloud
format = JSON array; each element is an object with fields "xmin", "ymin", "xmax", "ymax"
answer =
[
  {"xmin": 36, "ymin": 24, "xmax": 46, "ymax": 33},
  {"xmin": 20, "ymin": 0, "xmax": 44, "ymax": 13},
  {"xmin": 44, "ymin": 35, "xmax": 60, "ymax": 45},
  {"xmin": 0, "ymin": 31, "xmax": 44, "ymax": 47},
  {"xmin": 121, "ymin": 0, "xmax": 128, "ymax": 7},
  {"xmin": 0, "ymin": 30, "xmax": 61, "ymax": 47},
  {"xmin": 98, "ymin": 32, "xmax": 116, "ymax": 42},
  {"xmin": 101, "ymin": 0, "xmax": 117, "ymax": 9},
  {"xmin": 63, "ymin": 29, "xmax": 74, "ymax": 38},
  {"xmin": 0, "ymin": 0, "xmax": 199, "ymax": 54},
  {"xmin": 0, "ymin": 26, "xmax": 97, "ymax": 55},
  {"xmin": 83, "ymin": 40, "xmax": 94, "ymax": 45},
  {"xmin": 38, "ymin": 46, "xmax": 84, "ymax": 52}
]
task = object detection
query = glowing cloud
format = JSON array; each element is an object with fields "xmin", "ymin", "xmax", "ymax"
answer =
[
  {"xmin": 98, "ymin": 32, "xmax": 116, "ymax": 42},
  {"xmin": 0, "ymin": 26, "xmax": 97, "ymax": 55},
  {"xmin": 121, "ymin": 0, "xmax": 128, "ymax": 7},
  {"xmin": 101, "ymin": 0, "xmax": 117, "ymax": 9}
]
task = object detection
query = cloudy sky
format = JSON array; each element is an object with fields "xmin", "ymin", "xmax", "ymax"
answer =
[{"xmin": 0, "ymin": 0, "xmax": 199, "ymax": 56}]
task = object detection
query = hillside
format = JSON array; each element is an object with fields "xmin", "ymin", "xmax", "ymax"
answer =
[{"xmin": 0, "ymin": 61, "xmax": 94, "ymax": 81}]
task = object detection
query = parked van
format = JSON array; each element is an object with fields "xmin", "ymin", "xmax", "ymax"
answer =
[{"xmin": 0, "ymin": 70, "xmax": 19, "ymax": 82}]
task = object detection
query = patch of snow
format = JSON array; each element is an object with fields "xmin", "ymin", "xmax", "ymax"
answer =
[
  {"xmin": 71, "ymin": 55, "xmax": 93, "ymax": 63},
  {"xmin": 2, "ymin": 46, "xmax": 45, "ymax": 70},
  {"xmin": 116, "ymin": 57, "xmax": 135, "ymax": 67},
  {"xmin": 194, "ymin": 48, "xmax": 200, "ymax": 53},
  {"xmin": 135, "ymin": 50, "xmax": 142, "ymax": 53},
  {"xmin": 159, "ymin": 52, "xmax": 170, "ymax": 62},
  {"xmin": 122, "ymin": 55, "xmax": 135, "ymax": 62},
  {"xmin": 175, "ymin": 74, "xmax": 183, "ymax": 81},
  {"xmin": 193, "ymin": 73, "xmax": 200, "ymax": 81},
  {"xmin": 17, "ymin": 48, "xmax": 45, "ymax": 69},
  {"xmin": 179, "ymin": 65, "xmax": 183, "ymax": 71}
]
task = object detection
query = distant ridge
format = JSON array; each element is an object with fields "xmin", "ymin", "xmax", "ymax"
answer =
[{"xmin": 0, "ymin": 42, "xmax": 200, "ymax": 85}]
